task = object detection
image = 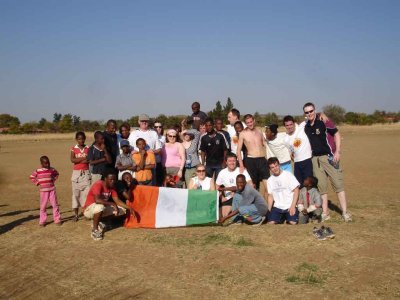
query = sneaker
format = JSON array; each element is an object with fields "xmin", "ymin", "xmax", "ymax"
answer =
[
  {"xmin": 55, "ymin": 222, "xmax": 62, "ymax": 226},
  {"xmin": 252, "ymin": 216, "xmax": 266, "ymax": 226},
  {"xmin": 91, "ymin": 229, "xmax": 103, "ymax": 241},
  {"xmin": 98, "ymin": 222, "xmax": 106, "ymax": 233},
  {"xmin": 342, "ymin": 212, "xmax": 352, "ymax": 222},
  {"xmin": 39, "ymin": 223, "xmax": 46, "ymax": 227},
  {"xmin": 321, "ymin": 226, "xmax": 335, "ymax": 239},
  {"xmin": 321, "ymin": 213, "xmax": 331, "ymax": 222},
  {"xmin": 73, "ymin": 215, "xmax": 79, "ymax": 222},
  {"xmin": 312, "ymin": 227, "xmax": 327, "ymax": 241}
]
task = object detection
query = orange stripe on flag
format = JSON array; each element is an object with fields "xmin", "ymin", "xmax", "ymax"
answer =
[{"xmin": 125, "ymin": 185, "xmax": 159, "ymax": 228}]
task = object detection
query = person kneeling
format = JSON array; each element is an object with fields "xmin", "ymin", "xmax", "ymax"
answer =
[
  {"xmin": 266, "ymin": 157, "xmax": 300, "ymax": 225},
  {"xmin": 218, "ymin": 174, "xmax": 267, "ymax": 226},
  {"xmin": 298, "ymin": 176, "xmax": 323, "ymax": 224},
  {"xmin": 82, "ymin": 169, "xmax": 135, "ymax": 241}
]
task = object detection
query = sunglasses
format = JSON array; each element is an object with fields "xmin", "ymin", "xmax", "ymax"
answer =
[
  {"xmin": 154, "ymin": 126, "xmax": 162, "ymax": 128},
  {"xmin": 168, "ymin": 135, "xmax": 177, "ymax": 138},
  {"xmin": 196, "ymin": 169, "xmax": 206, "ymax": 172},
  {"xmin": 304, "ymin": 109, "xmax": 314, "ymax": 115}
]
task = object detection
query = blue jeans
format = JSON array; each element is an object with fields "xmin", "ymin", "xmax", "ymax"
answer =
[
  {"xmin": 232, "ymin": 193, "xmax": 262, "ymax": 224},
  {"xmin": 206, "ymin": 165, "xmax": 222, "ymax": 180}
]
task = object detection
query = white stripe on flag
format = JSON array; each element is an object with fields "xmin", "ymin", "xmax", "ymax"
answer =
[{"xmin": 155, "ymin": 187, "xmax": 188, "ymax": 228}]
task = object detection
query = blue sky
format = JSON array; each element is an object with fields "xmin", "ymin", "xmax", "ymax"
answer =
[{"xmin": 0, "ymin": 0, "xmax": 399, "ymax": 122}]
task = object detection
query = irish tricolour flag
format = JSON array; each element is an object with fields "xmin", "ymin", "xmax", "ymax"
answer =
[{"xmin": 125, "ymin": 186, "xmax": 219, "ymax": 229}]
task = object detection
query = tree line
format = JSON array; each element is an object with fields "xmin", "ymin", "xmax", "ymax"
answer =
[{"xmin": 0, "ymin": 99, "xmax": 399, "ymax": 134}]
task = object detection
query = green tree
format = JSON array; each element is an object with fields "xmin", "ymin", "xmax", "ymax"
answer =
[
  {"xmin": 72, "ymin": 115, "xmax": 81, "ymax": 127},
  {"xmin": 59, "ymin": 114, "xmax": 74, "ymax": 132},
  {"xmin": 323, "ymin": 104, "xmax": 346, "ymax": 124},
  {"xmin": 53, "ymin": 113, "xmax": 62, "ymax": 123},
  {"xmin": 253, "ymin": 112, "xmax": 263, "ymax": 125},
  {"xmin": 0, "ymin": 114, "xmax": 20, "ymax": 128},
  {"xmin": 38, "ymin": 118, "xmax": 47, "ymax": 128},
  {"xmin": 223, "ymin": 97, "xmax": 234, "ymax": 116},
  {"xmin": 264, "ymin": 112, "xmax": 279, "ymax": 125},
  {"xmin": 208, "ymin": 101, "xmax": 223, "ymax": 120}
]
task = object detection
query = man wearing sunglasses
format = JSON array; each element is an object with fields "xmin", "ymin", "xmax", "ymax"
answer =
[{"xmin": 303, "ymin": 102, "xmax": 351, "ymax": 222}]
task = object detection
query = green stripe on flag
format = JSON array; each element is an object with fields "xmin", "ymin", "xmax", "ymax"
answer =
[{"xmin": 186, "ymin": 190, "xmax": 218, "ymax": 226}]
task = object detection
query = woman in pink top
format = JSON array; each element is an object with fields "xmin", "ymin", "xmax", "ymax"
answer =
[{"xmin": 161, "ymin": 129, "xmax": 185, "ymax": 182}]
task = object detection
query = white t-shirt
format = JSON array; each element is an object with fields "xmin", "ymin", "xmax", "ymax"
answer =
[
  {"xmin": 266, "ymin": 132, "xmax": 291, "ymax": 163},
  {"xmin": 190, "ymin": 176, "xmax": 213, "ymax": 191},
  {"xmin": 284, "ymin": 124, "xmax": 312, "ymax": 162},
  {"xmin": 267, "ymin": 170, "xmax": 300, "ymax": 210},
  {"xmin": 226, "ymin": 122, "xmax": 246, "ymax": 154},
  {"xmin": 128, "ymin": 129, "xmax": 161, "ymax": 152},
  {"xmin": 216, "ymin": 167, "xmax": 252, "ymax": 199}
]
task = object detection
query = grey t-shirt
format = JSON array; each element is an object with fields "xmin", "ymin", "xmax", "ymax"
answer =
[{"xmin": 238, "ymin": 184, "xmax": 268, "ymax": 215}]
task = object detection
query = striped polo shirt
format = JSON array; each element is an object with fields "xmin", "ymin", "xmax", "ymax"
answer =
[{"xmin": 29, "ymin": 167, "xmax": 59, "ymax": 192}]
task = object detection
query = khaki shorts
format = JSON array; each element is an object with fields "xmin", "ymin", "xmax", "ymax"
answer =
[
  {"xmin": 83, "ymin": 203, "xmax": 126, "ymax": 219},
  {"xmin": 312, "ymin": 155, "xmax": 344, "ymax": 194}
]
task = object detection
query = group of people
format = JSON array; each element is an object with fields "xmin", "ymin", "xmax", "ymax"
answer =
[{"xmin": 29, "ymin": 101, "xmax": 352, "ymax": 240}]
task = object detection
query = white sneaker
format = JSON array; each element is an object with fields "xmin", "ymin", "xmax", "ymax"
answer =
[
  {"xmin": 342, "ymin": 212, "xmax": 352, "ymax": 222},
  {"xmin": 321, "ymin": 213, "xmax": 331, "ymax": 222}
]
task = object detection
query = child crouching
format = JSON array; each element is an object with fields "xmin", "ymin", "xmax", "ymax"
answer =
[{"xmin": 298, "ymin": 176, "xmax": 322, "ymax": 224}]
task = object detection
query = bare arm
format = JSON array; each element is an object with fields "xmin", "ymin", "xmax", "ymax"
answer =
[
  {"xmin": 236, "ymin": 132, "xmax": 244, "ymax": 172},
  {"xmin": 209, "ymin": 179, "xmax": 216, "ymax": 191},
  {"xmin": 289, "ymin": 187, "xmax": 299, "ymax": 216},
  {"xmin": 333, "ymin": 132, "xmax": 341, "ymax": 163},
  {"xmin": 70, "ymin": 151, "xmax": 87, "ymax": 164}
]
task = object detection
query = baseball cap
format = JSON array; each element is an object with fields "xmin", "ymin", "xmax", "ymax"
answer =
[
  {"xmin": 139, "ymin": 114, "xmax": 150, "ymax": 122},
  {"xmin": 120, "ymin": 140, "xmax": 130, "ymax": 147}
]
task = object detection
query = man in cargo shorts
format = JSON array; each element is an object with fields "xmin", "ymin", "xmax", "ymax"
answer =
[
  {"xmin": 303, "ymin": 102, "xmax": 352, "ymax": 222},
  {"xmin": 83, "ymin": 169, "xmax": 135, "ymax": 240}
]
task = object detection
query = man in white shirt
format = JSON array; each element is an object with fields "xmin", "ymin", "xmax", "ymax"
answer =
[
  {"xmin": 283, "ymin": 115, "xmax": 313, "ymax": 188},
  {"xmin": 216, "ymin": 153, "xmax": 253, "ymax": 217},
  {"xmin": 226, "ymin": 108, "xmax": 246, "ymax": 154},
  {"xmin": 266, "ymin": 157, "xmax": 300, "ymax": 225},
  {"xmin": 128, "ymin": 114, "xmax": 161, "ymax": 185},
  {"xmin": 265, "ymin": 124, "xmax": 292, "ymax": 173}
]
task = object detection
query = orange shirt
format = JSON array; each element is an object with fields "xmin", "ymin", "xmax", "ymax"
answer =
[{"xmin": 132, "ymin": 151, "xmax": 155, "ymax": 182}]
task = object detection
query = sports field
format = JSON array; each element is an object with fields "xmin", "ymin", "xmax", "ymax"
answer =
[{"xmin": 0, "ymin": 124, "xmax": 399, "ymax": 299}]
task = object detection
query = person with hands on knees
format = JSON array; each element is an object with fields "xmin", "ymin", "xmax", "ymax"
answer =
[
  {"xmin": 298, "ymin": 176, "xmax": 323, "ymax": 224},
  {"xmin": 266, "ymin": 157, "xmax": 300, "ymax": 225},
  {"xmin": 132, "ymin": 138, "xmax": 156, "ymax": 185},
  {"xmin": 82, "ymin": 169, "xmax": 135, "ymax": 241}
]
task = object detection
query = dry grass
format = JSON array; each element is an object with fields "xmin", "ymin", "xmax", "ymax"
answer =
[{"xmin": 0, "ymin": 125, "xmax": 399, "ymax": 299}]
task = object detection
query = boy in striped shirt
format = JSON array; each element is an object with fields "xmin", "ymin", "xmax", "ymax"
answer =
[{"xmin": 30, "ymin": 156, "xmax": 61, "ymax": 226}]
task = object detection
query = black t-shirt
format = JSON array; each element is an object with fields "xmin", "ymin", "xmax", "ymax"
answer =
[
  {"xmin": 304, "ymin": 119, "xmax": 337, "ymax": 156},
  {"xmin": 103, "ymin": 131, "xmax": 119, "ymax": 166},
  {"xmin": 199, "ymin": 131, "xmax": 227, "ymax": 166}
]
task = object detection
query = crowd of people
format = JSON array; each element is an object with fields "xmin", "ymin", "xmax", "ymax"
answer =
[{"xmin": 29, "ymin": 101, "xmax": 352, "ymax": 240}]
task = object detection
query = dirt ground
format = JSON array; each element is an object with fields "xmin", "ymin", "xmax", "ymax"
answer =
[{"xmin": 0, "ymin": 124, "xmax": 399, "ymax": 299}]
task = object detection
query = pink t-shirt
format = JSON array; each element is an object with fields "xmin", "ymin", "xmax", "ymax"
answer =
[{"xmin": 161, "ymin": 143, "xmax": 182, "ymax": 168}]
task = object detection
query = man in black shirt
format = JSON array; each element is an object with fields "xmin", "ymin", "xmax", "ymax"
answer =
[
  {"xmin": 303, "ymin": 102, "xmax": 351, "ymax": 222},
  {"xmin": 103, "ymin": 119, "xmax": 119, "ymax": 170},
  {"xmin": 191, "ymin": 101, "xmax": 208, "ymax": 130},
  {"xmin": 200, "ymin": 118, "xmax": 227, "ymax": 179}
]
